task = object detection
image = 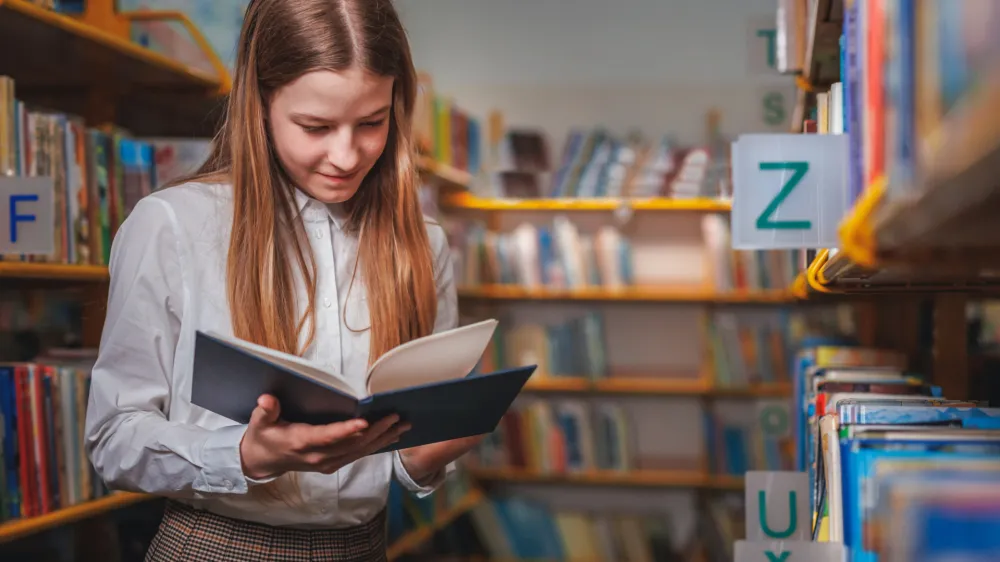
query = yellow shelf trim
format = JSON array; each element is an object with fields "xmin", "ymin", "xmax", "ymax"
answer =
[
  {"xmin": 522, "ymin": 377, "xmax": 790, "ymax": 398},
  {"xmin": 805, "ymin": 249, "xmax": 838, "ymax": 294},
  {"xmin": 0, "ymin": 493, "xmax": 151, "ymax": 544},
  {"xmin": 441, "ymin": 192, "xmax": 731, "ymax": 212},
  {"xmin": 468, "ymin": 468, "xmax": 743, "ymax": 490},
  {"xmin": 457, "ymin": 285, "xmax": 795, "ymax": 303},
  {"xmin": 838, "ymin": 177, "xmax": 886, "ymax": 269}
]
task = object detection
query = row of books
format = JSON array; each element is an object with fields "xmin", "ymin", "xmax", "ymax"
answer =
[
  {"xmin": 702, "ymin": 214, "xmax": 799, "ymax": 294},
  {"xmin": 467, "ymin": 495, "xmax": 693, "ymax": 561},
  {"xmin": 486, "ymin": 128, "xmax": 733, "ymax": 201},
  {"xmin": 807, "ymin": 3, "xmax": 1000, "ymax": 205},
  {"xmin": 448, "ymin": 218, "xmax": 634, "ymax": 291},
  {"xmin": 706, "ymin": 310, "xmax": 791, "ymax": 389},
  {"xmin": 413, "ymin": 74, "xmax": 482, "ymax": 177},
  {"xmin": 477, "ymin": 312, "xmax": 608, "ymax": 380},
  {"xmin": 447, "ymin": 215, "xmax": 798, "ymax": 293},
  {"xmin": 0, "ymin": 76, "xmax": 203, "ymax": 265},
  {"xmin": 0, "ymin": 351, "xmax": 106, "ymax": 522},
  {"xmin": 471, "ymin": 308, "xmax": 793, "ymax": 389},
  {"xmin": 469, "ymin": 399, "xmax": 633, "ymax": 474},
  {"xmin": 795, "ymin": 340, "xmax": 1000, "ymax": 561}
]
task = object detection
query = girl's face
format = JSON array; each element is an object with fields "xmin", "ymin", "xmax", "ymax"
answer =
[{"xmin": 268, "ymin": 66, "xmax": 394, "ymax": 204}]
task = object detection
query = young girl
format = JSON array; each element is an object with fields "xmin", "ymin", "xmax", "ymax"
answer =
[{"xmin": 83, "ymin": 0, "xmax": 484, "ymax": 559}]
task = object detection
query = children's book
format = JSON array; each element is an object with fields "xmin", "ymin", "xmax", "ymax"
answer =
[{"xmin": 191, "ymin": 319, "xmax": 536, "ymax": 452}]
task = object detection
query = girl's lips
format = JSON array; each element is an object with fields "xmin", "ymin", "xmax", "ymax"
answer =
[{"xmin": 318, "ymin": 170, "xmax": 358, "ymax": 182}]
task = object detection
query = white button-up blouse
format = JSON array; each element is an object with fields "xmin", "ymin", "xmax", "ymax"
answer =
[{"xmin": 84, "ymin": 181, "xmax": 457, "ymax": 528}]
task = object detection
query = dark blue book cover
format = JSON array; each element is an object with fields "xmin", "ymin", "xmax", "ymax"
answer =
[{"xmin": 191, "ymin": 324, "xmax": 535, "ymax": 453}]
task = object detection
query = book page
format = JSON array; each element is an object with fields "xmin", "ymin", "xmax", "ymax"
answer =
[
  {"xmin": 200, "ymin": 331, "xmax": 358, "ymax": 398},
  {"xmin": 365, "ymin": 319, "xmax": 499, "ymax": 395}
]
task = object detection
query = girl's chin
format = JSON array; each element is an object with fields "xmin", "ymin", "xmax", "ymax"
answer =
[{"xmin": 306, "ymin": 177, "xmax": 360, "ymax": 204}]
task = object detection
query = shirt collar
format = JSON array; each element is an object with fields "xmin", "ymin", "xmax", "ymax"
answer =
[{"xmin": 293, "ymin": 187, "xmax": 348, "ymax": 230}]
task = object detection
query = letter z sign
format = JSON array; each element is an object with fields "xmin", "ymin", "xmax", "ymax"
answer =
[
  {"xmin": 0, "ymin": 177, "xmax": 54, "ymax": 256},
  {"xmin": 730, "ymin": 133, "xmax": 850, "ymax": 249}
]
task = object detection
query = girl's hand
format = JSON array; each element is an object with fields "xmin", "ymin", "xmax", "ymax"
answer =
[{"xmin": 239, "ymin": 394, "xmax": 409, "ymax": 480}]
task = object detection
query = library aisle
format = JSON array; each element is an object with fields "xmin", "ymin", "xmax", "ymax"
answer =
[{"xmin": 1, "ymin": 0, "xmax": 999, "ymax": 561}]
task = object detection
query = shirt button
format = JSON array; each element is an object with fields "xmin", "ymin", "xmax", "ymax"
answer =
[
  {"xmin": 224, "ymin": 480, "xmax": 233, "ymax": 490},
  {"xmin": 315, "ymin": 229, "xmax": 324, "ymax": 239},
  {"xmin": 323, "ymin": 298, "xmax": 332, "ymax": 308}
]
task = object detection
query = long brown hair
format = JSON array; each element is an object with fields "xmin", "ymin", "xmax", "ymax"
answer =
[
  {"xmin": 176, "ymin": 0, "xmax": 437, "ymax": 363},
  {"xmin": 167, "ymin": 0, "xmax": 437, "ymax": 502}
]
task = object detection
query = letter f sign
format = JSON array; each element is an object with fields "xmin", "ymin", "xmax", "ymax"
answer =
[{"xmin": 9, "ymin": 194, "xmax": 38, "ymax": 243}]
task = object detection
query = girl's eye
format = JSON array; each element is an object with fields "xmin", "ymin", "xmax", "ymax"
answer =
[
  {"xmin": 360, "ymin": 119, "xmax": 386, "ymax": 128},
  {"xmin": 301, "ymin": 125, "xmax": 328, "ymax": 134}
]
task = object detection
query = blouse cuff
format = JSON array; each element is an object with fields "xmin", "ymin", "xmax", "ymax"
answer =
[
  {"xmin": 393, "ymin": 451, "xmax": 453, "ymax": 498},
  {"xmin": 197, "ymin": 424, "xmax": 253, "ymax": 494}
]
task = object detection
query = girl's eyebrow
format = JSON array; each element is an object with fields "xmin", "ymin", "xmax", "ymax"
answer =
[
  {"xmin": 359, "ymin": 105, "xmax": 391, "ymax": 120},
  {"xmin": 290, "ymin": 105, "xmax": 390, "ymax": 123}
]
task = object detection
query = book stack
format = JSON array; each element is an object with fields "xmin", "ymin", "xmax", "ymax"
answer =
[
  {"xmin": 797, "ymin": 340, "xmax": 1000, "ymax": 561},
  {"xmin": 0, "ymin": 350, "xmax": 107, "ymax": 523}
]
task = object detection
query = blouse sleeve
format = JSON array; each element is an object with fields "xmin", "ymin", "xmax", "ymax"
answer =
[
  {"xmin": 85, "ymin": 196, "xmax": 254, "ymax": 498},
  {"xmin": 391, "ymin": 220, "xmax": 459, "ymax": 496}
]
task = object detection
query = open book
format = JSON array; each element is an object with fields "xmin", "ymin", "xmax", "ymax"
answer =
[{"xmin": 191, "ymin": 319, "xmax": 535, "ymax": 452}]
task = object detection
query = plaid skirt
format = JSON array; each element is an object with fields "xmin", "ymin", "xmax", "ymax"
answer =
[{"xmin": 145, "ymin": 500, "xmax": 388, "ymax": 562}]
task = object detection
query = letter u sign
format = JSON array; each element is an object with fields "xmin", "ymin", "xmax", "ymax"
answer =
[
  {"xmin": 745, "ymin": 471, "xmax": 808, "ymax": 542},
  {"xmin": 759, "ymin": 490, "xmax": 797, "ymax": 539}
]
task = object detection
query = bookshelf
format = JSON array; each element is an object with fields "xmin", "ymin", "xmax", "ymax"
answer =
[
  {"xmin": 789, "ymin": 2, "xmax": 1000, "ymax": 301},
  {"xmin": 0, "ymin": 0, "xmax": 227, "ymax": 549},
  {"xmin": 767, "ymin": 4, "xmax": 1000, "ymax": 556}
]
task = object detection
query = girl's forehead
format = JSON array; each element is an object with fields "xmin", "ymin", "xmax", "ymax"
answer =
[{"xmin": 273, "ymin": 67, "xmax": 394, "ymax": 120}]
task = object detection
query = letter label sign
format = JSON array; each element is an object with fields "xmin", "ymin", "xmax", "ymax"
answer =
[
  {"xmin": 731, "ymin": 133, "xmax": 850, "ymax": 249},
  {"xmin": 734, "ymin": 471, "xmax": 847, "ymax": 562},
  {"xmin": 0, "ymin": 177, "xmax": 54, "ymax": 256}
]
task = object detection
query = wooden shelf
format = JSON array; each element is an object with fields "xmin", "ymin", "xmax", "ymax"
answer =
[
  {"xmin": 0, "ymin": 262, "xmax": 110, "ymax": 282},
  {"xmin": 417, "ymin": 156, "xmax": 473, "ymax": 190},
  {"xmin": 0, "ymin": 493, "xmax": 151, "ymax": 544},
  {"xmin": 441, "ymin": 191, "xmax": 731, "ymax": 213},
  {"xmin": 468, "ymin": 468, "xmax": 743, "ymax": 491},
  {"xmin": 457, "ymin": 285, "xmax": 795, "ymax": 304},
  {"xmin": 0, "ymin": 0, "xmax": 227, "ymax": 137},
  {"xmin": 523, "ymin": 376, "xmax": 790, "ymax": 398},
  {"xmin": 386, "ymin": 489, "xmax": 484, "ymax": 560}
]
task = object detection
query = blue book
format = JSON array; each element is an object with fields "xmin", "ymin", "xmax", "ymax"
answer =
[
  {"xmin": 191, "ymin": 319, "xmax": 536, "ymax": 453},
  {"xmin": 841, "ymin": 429, "xmax": 1000, "ymax": 562}
]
